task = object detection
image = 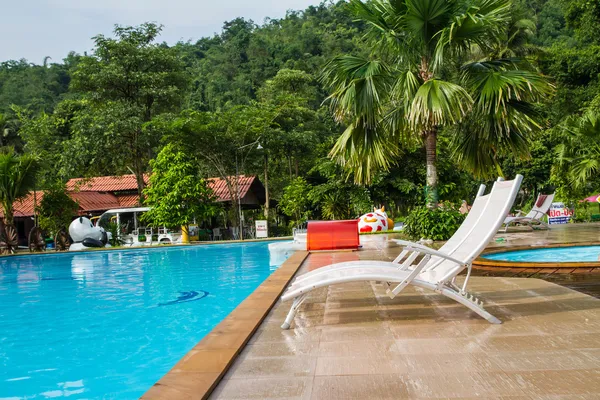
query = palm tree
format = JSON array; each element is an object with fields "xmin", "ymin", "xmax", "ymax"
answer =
[
  {"xmin": 0, "ymin": 148, "xmax": 39, "ymax": 223},
  {"xmin": 322, "ymin": 0, "xmax": 552, "ymax": 207}
]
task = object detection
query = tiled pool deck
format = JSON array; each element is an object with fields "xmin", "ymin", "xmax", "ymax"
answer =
[{"xmin": 210, "ymin": 226, "xmax": 600, "ymax": 399}]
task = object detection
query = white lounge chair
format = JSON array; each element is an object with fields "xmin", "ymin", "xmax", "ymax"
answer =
[
  {"xmin": 501, "ymin": 192, "xmax": 554, "ymax": 232},
  {"xmin": 280, "ymin": 175, "xmax": 523, "ymax": 329},
  {"xmin": 290, "ymin": 183, "xmax": 489, "ymax": 287}
]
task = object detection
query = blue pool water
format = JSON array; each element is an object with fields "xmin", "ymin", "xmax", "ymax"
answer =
[
  {"xmin": 483, "ymin": 245, "xmax": 600, "ymax": 263},
  {"xmin": 0, "ymin": 242, "xmax": 287, "ymax": 399}
]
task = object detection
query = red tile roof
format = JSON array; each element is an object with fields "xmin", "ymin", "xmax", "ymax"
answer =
[
  {"xmin": 71, "ymin": 191, "xmax": 121, "ymax": 212},
  {"xmin": 207, "ymin": 175, "xmax": 256, "ymax": 202},
  {"xmin": 1, "ymin": 174, "xmax": 258, "ymax": 219},
  {"xmin": 117, "ymin": 194, "xmax": 141, "ymax": 207},
  {"xmin": 0, "ymin": 191, "xmax": 126, "ymax": 218},
  {"xmin": 4, "ymin": 191, "xmax": 45, "ymax": 218},
  {"xmin": 67, "ymin": 173, "xmax": 257, "ymax": 202},
  {"xmin": 67, "ymin": 174, "xmax": 149, "ymax": 192}
]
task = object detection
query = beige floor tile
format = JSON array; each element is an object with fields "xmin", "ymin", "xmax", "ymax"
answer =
[
  {"xmin": 515, "ymin": 369, "xmax": 600, "ymax": 395},
  {"xmin": 388, "ymin": 322, "xmax": 466, "ymax": 339},
  {"xmin": 248, "ymin": 326, "xmax": 322, "ymax": 344},
  {"xmin": 315, "ymin": 356, "xmax": 410, "ymax": 375},
  {"xmin": 241, "ymin": 341, "xmax": 320, "ymax": 357},
  {"xmin": 491, "ymin": 350, "xmax": 598, "ymax": 371},
  {"xmin": 311, "ymin": 374, "xmax": 410, "ymax": 399},
  {"xmin": 394, "ymin": 337, "xmax": 484, "ymax": 354},
  {"xmin": 319, "ymin": 325, "xmax": 394, "ymax": 342},
  {"xmin": 555, "ymin": 333, "xmax": 600, "ymax": 349},
  {"xmin": 477, "ymin": 334, "xmax": 567, "ymax": 352},
  {"xmin": 577, "ymin": 348, "xmax": 600, "ymax": 363},
  {"xmin": 404, "ymin": 371, "xmax": 531, "ymax": 398},
  {"xmin": 403, "ymin": 353, "xmax": 504, "ymax": 373},
  {"xmin": 225, "ymin": 356, "xmax": 317, "ymax": 379},
  {"xmin": 211, "ymin": 377, "xmax": 313, "ymax": 400},
  {"xmin": 318, "ymin": 339, "xmax": 399, "ymax": 357}
]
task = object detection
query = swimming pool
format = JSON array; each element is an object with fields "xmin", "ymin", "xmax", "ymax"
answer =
[
  {"xmin": 482, "ymin": 245, "xmax": 600, "ymax": 263},
  {"xmin": 0, "ymin": 242, "xmax": 287, "ymax": 399}
]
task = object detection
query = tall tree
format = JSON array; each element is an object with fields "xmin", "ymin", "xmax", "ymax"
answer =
[
  {"xmin": 257, "ymin": 69, "xmax": 322, "ymax": 218},
  {"xmin": 322, "ymin": 0, "xmax": 552, "ymax": 207},
  {"xmin": 70, "ymin": 23, "xmax": 189, "ymax": 202}
]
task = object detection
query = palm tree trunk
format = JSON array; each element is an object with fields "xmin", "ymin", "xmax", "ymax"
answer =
[
  {"xmin": 424, "ymin": 128, "xmax": 438, "ymax": 209},
  {"xmin": 3, "ymin": 205, "xmax": 13, "ymax": 226}
]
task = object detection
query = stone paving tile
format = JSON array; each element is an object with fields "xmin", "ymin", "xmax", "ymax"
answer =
[
  {"xmin": 311, "ymin": 374, "xmax": 410, "ymax": 399},
  {"xmin": 403, "ymin": 371, "xmax": 532, "ymax": 398},
  {"xmin": 210, "ymin": 377, "xmax": 314, "ymax": 400},
  {"xmin": 224, "ymin": 355, "xmax": 317, "ymax": 380},
  {"xmin": 514, "ymin": 369, "xmax": 600, "ymax": 396}
]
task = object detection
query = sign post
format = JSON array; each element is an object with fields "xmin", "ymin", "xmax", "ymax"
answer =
[
  {"xmin": 548, "ymin": 202, "xmax": 573, "ymax": 225},
  {"xmin": 255, "ymin": 220, "xmax": 268, "ymax": 238}
]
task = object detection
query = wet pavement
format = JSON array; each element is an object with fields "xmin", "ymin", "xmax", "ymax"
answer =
[{"xmin": 210, "ymin": 226, "xmax": 600, "ymax": 399}]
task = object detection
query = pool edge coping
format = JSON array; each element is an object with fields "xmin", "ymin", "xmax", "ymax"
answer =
[
  {"xmin": 0, "ymin": 237, "xmax": 293, "ymax": 258},
  {"xmin": 140, "ymin": 250, "xmax": 309, "ymax": 400},
  {"xmin": 474, "ymin": 241, "xmax": 600, "ymax": 269}
]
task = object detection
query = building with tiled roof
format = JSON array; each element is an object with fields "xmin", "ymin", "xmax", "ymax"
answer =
[{"xmin": 7, "ymin": 174, "xmax": 265, "ymax": 245}]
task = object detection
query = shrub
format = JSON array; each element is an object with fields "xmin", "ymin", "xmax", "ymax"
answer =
[
  {"xmin": 403, "ymin": 203, "xmax": 465, "ymax": 241},
  {"xmin": 37, "ymin": 182, "xmax": 79, "ymax": 236}
]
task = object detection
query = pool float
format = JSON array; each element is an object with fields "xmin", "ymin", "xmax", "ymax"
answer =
[
  {"xmin": 358, "ymin": 207, "xmax": 394, "ymax": 233},
  {"xmin": 68, "ymin": 217, "xmax": 111, "ymax": 251}
]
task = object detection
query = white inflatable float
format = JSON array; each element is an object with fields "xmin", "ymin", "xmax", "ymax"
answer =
[{"xmin": 69, "ymin": 217, "xmax": 111, "ymax": 251}]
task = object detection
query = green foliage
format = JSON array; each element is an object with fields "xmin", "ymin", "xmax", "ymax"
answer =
[
  {"xmin": 0, "ymin": 57, "xmax": 73, "ymax": 115},
  {"xmin": 0, "ymin": 148, "xmax": 39, "ymax": 223},
  {"xmin": 102, "ymin": 221, "xmax": 124, "ymax": 247},
  {"xmin": 68, "ymin": 23, "xmax": 190, "ymax": 199},
  {"xmin": 322, "ymin": 0, "xmax": 552, "ymax": 210},
  {"xmin": 36, "ymin": 182, "xmax": 78, "ymax": 235},
  {"xmin": 563, "ymin": 0, "xmax": 600, "ymax": 44},
  {"xmin": 0, "ymin": 0, "xmax": 598, "ymax": 226},
  {"xmin": 403, "ymin": 204, "xmax": 466, "ymax": 241},
  {"xmin": 552, "ymin": 105, "xmax": 600, "ymax": 198},
  {"xmin": 142, "ymin": 143, "xmax": 219, "ymax": 228},
  {"xmin": 279, "ymin": 177, "xmax": 312, "ymax": 226}
]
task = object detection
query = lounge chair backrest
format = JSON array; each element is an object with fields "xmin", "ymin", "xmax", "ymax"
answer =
[
  {"xmin": 525, "ymin": 193, "xmax": 555, "ymax": 219},
  {"xmin": 422, "ymin": 184, "xmax": 489, "ymax": 271},
  {"xmin": 437, "ymin": 186, "xmax": 488, "ymax": 255},
  {"xmin": 423, "ymin": 175, "xmax": 523, "ymax": 285}
]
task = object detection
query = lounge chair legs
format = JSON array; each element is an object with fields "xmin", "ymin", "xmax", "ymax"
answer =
[
  {"xmin": 440, "ymin": 286, "xmax": 501, "ymax": 324},
  {"xmin": 281, "ymin": 293, "xmax": 308, "ymax": 330}
]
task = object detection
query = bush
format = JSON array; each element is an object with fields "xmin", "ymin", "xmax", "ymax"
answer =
[
  {"xmin": 37, "ymin": 182, "xmax": 79, "ymax": 236},
  {"xmin": 403, "ymin": 204, "xmax": 465, "ymax": 241}
]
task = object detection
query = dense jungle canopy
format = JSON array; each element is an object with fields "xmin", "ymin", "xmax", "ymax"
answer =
[{"xmin": 1, "ymin": 0, "xmax": 599, "ymax": 227}]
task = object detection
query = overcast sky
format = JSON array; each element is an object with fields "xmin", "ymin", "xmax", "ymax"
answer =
[{"xmin": 1, "ymin": 0, "xmax": 323, "ymax": 64}]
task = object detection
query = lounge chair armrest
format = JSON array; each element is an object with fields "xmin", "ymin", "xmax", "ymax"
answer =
[
  {"xmin": 514, "ymin": 210, "xmax": 524, "ymax": 217},
  {"xmin": 404, "ymin": 245, "xmax": 466, "ymax": 267},
  {"xmin": 393, "ymin": 239, "xmax": 433, "ymax": 252}
]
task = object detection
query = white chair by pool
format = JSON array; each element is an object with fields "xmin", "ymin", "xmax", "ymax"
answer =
[
  {"xmin": 280, "ymin": 175, "xmax": 523, "ymax": 329},
  {"xmin": 291, "ymin": 182, "xmax": 488, "ymax": 287},
  {"xmin": 501, "ymin": 192, "xmax": 555, "ymax": 232}
]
